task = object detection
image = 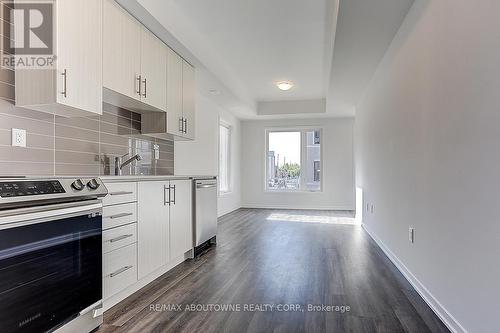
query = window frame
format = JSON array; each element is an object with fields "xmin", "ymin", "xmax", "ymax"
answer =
[
  {"xmin": 218, "ymin": 121, "xmax": 232, "ymax": 195},
  {"xmin": 264, "ymin": 127, "xmax": 324, "ymax": 193}
]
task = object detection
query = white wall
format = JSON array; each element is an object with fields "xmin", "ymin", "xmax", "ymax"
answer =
[
  {"xmin": 218, "ymin": 109, "xmax": 242, "ymax": 217},
  {"xmin": 175, "ymin": 93, "xmax": 242, "ymax": 217},
  {"xmin": 355, "ymin": 1, "xmax": 500, "ymax": 332},
  {"xmin": 242, "ymin": 117, "xmax": 355, "ymax": 210}
]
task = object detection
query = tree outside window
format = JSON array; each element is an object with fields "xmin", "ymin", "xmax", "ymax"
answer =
[{"xmin": 266, "ymin": 129, "xmax": 321, "ymax": 192}]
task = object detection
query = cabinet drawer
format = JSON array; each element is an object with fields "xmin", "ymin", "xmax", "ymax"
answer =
[
  {"xmin": 103, "ymin": 182, "xmax": 137, "ymax": 206},
  {"xmin": 103, "ymin": 243, "xmax": 137, "ymax": 300},
  {"xmin": 103, "ymin": 202, "xmax": 137, "ymax": 230},
  {"xmin": 103, "ymin": 223, "xmax": 137, "ymax": 254}
]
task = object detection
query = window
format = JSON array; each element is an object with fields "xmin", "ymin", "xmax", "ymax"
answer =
[
  {"xmin": 219, "ymin": 123, "xmax": 231, "ymax": 193},
  {"xmin": 266, "ymin": 129, "xmax": 322, "ymax": 192}
]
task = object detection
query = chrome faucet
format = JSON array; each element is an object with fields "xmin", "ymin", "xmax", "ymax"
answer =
[{"xmin": 115, "ymin": 153, "xmax": 142, "ymax": 176}]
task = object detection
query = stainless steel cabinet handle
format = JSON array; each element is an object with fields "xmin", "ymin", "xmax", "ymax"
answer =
[
  {"xmin": 183, "ymin": 119, "xmax": 187, "ymax": 134},
  {"xmin": 136, "ymin": 75, "xmax": 142, "ymax": 96},
  {"xmin": 108, "ymin": 212, "xmax": 133, "ymax": 219},
  {"xmin": 61, "ymin": 69, "xmax": 67, "ymax": 97},
  {"xmin": 109, "ymin": 234, "xmax": 133, "ymax": 243},
  {"xmin": 164, "ymin": 185, "xmax": 171, "ymax": 205},
  {"xmin": 197, "ymin": 184, "xmax": 217, "ymax": 189},
  {"xmin": 109, "ymin": 265, "xmax": 133, "ymax": 278},
  {"xmin": 171, "ymin": 185, "xmax": 176, "ymax": 205},
  {"xmin": 142, "ymin": 78, "xmax": 147, "ymax": 98},
  {"xmin": 109, "ymin": 191, "xmax": 134, "ymax": 196}
]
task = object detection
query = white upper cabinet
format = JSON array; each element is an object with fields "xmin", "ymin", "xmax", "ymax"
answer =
[
  {"xmin": 140, "ymin": 28, "xmax": 167, "ymax": 111},
  {"xmin": 163, "ymin": 54, "xmax": 196, "ymax": 140},
  {"xmin": 103, "ymin": 0, "xmax": 141, "ymax": 102},
  {"xmin": 182, "ymin": 60, "xmax": 196, "ymax": 140},
  {"xmin": 166, "ymin": 48, "xmax": 184, "ymax": 137},
  {"xmin": 141, "ymin": 50, "xmax": 196, "ymax": 140},
  {"xmin": 103, "ymin": 0, "xmax": 166, "ymax": 112},
  {"xmin": 15, "ymin": 0, "xmax": 195, "ymax": 125},
  {"xmin": 15, "ymin": 0, "xmax": 103, "ymax": 116}
]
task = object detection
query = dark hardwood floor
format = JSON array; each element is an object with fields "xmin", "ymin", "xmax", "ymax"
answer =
[{"xmin": 99, "ymin": 209, "xmax": 449, "ymax": 333}]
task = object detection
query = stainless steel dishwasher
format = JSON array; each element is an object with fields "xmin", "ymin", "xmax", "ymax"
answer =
[{"xmin": 193, "ymin": 177, "xmax": 218, "ymax": 256}]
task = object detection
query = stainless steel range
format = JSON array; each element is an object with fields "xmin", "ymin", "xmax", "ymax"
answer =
[{"xmin": 0, "ymin": 177, "xmax": 108, "ymax": 333}]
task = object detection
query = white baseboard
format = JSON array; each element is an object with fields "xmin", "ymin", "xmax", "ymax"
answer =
[
  {"xmin": 218, "ymin": 207, "xmax": 242, "ymax": 219},
  {"xmin": 242, "ymin": 204, "xmax": 354, "ymax": 211},
  {"xmin": 362, "ymin": 224, "xmax": 467, "ymax": 333}
]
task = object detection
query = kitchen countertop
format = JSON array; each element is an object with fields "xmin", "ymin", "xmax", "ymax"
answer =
[{"xmin": 100, "ymin": 175, "xmax": 217, "ymax": 183}]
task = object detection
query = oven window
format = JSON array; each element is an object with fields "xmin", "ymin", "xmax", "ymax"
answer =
[{"xmin": 0, "ymin": 213, "xmax": 102, "ymax": 333}]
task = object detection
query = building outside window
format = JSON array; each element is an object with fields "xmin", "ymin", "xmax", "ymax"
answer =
[
  {"xmin": 266, "ymin": 129, "xmax": 322, "ymax": 192},
  {"xmin": 314, "ymin": 130, "xmax": 321, "ymax": 144}
]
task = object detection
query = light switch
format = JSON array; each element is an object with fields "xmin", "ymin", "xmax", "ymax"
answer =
[{"xmin": 12, "ymin": 128, "xmax": 26, "ymax": 147}]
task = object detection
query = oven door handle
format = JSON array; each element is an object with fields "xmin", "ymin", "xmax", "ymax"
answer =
[
  {"xmin": 0, "ymin": 202, "xmax": 103, "ymax": 230},
  {"xmin": 79, "ymin": 300, "xmax": 103, "ymax": 317}
]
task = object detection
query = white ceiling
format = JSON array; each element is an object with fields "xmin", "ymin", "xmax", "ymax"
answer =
[
  {"xmin": 327, "ymin": 0, "xmax": 415, "ymax": 116},
  {"xmin": 173, "ymin": 0, "xmax": 331, "ymax": 103},
  {"xmin": 118, "ymin": 0, "xmax": 414, "ymax": 119}
]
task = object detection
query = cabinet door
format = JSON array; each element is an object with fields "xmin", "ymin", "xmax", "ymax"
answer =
[
  {"xmin": 141, "ymin": 28, "xmax": 167, "ymax": 111},
  {"xmin": 166, "ymin": 48, "xmax": 184, "ymax": 137},
  {"xmin": 169, "ymin": 180, "xmax": 193, "ymax": 260},
  {"xmin": 56, "ymin": 0, "xmax": 103, "ymax": 114},
  {"xmin": 182, "ymin": 61, "xmax": 196, "ymax": 140},
  {"xmin": 137, "ymin": 181, "xmax": 170, "ymax": 279},
  {"xmin": 103, "ymin": 0, "xmax": 141, "ymax": 101}
]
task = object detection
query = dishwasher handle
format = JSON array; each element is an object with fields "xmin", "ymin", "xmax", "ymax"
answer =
[{"xmin": 196, "ymin": 183, "xmax": 217, "ymax": 189}]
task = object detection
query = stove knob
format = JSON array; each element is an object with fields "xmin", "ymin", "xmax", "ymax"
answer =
[
  {"xmin": 71, "ymin": 179, "xmax": 85, "ymax": 191},
  {"xmin": 87, "ymin": 178, "xmax": 100, "ymax": 190}
]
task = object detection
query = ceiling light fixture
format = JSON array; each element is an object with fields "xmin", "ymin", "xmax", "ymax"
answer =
[
  {"xmin": 209, "ymin": 89, "xmax": 221, "ymax": 95},
  {"xmin": 276, "ymin": 81, "xmax": 294, "ymax": 91}
]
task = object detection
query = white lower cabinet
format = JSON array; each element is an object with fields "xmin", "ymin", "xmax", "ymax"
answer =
[
  {"xmin": 102, "ymin": 202, "xmax": 137, "ymax": 230},
  {"xmin": 169, "ymin": 180, "xmax": 193, "ymax": 260},
  {"xmin": 137, "ymin": 181, "xmax": 170, "ymax": 279},
  {"xmin": 137, "ymin": 179, "xmax": 193, "ymax": 278},
  {"xmin": 103, "ymin": 223, "xmax": 137, "ymax": 254},
  {"xmin": 102, "ymin": 182, "xmax": 139, "ymax": 305},
  {"xmin": 102, "ymin": 182, "xmax": 137, "ymax": 206},
  {"xmin": 103, "ymin": 179, "xmax": 193, "ymax": 309},
  {"xmin": 103, "ymin": 243, "xmax": 138, "ymax": 300}
]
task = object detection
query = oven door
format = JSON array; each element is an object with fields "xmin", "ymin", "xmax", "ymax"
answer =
[{"xmin": 0, "ymin": 201, "xmax": 103, "ymax": 333}]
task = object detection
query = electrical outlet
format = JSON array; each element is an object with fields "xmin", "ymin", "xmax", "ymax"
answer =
[
  {"xmin": 11, "ymin": 128, "xmax": 26, "ymax": 147},
  {"xmin": 409, "ymin": 227, "xmax": 415, "ymax": 243},
  {"xmin": 370, "ymin": 204, "xmax": 374, "ymax": 214}
]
